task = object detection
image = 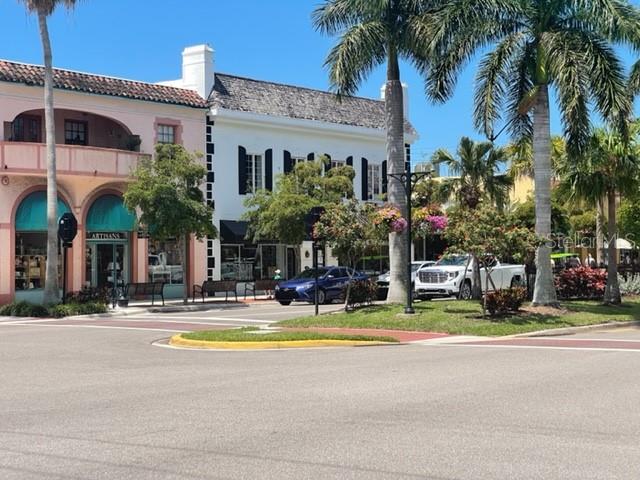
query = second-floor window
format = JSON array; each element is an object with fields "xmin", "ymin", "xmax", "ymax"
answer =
[
  {"xmin": 291, "ymin": 156, "xmax": 307, "ymax": 167},
  {"xmin": 246, "ymin": 154, "xmax": 263, "ymax": 193},
  {"xmin": 368, "ymin": 163, "xmax": 382, "ymax": 200},
  {"xmin": 331, "ymin": 160, "xmax": 345, "ymax": 169},
  {"xmin": 64, "ymin": 120, "xmax": 88, "ymax": 146},
  {"xmin": 157, "ymin": 124, "xmax": 176, "ymax": 144},
  {"xmin": 12, "ymin": 116, "xmax": 41, "ymax": 143}
]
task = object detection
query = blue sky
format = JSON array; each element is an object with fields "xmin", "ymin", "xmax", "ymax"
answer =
[{"xmin": 1, "ymin": 0, "xmax": 639, "ymax": 164}]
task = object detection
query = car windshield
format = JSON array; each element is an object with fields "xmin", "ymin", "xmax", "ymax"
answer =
[
  {"xmin": 411, "ymin": 264, "xmax": 424, "ymax": 272},
  {"xmin": 294, "ymin": 268, "xmax": 330, "ymax": 279},
  {"xmin": 435, "ymin": 255, "xmax": 469, "ymax": 266}
]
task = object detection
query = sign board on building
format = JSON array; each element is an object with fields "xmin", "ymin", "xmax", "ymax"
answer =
[{"xmin": 87, "ymin": 232, "xmax": 128, "ymax": 241}]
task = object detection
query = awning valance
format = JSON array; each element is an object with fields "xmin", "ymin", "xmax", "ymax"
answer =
[
  {"xmin": 220, "ymin": 220, "xmax": 249, "ymax": 243},
  {"xmin": 15, "ymin": 191, "xmax": 70, "ymax": 231}
]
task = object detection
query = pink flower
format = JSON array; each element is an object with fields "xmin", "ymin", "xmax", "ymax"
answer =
[{"xmin": 391, "ymin": 217, "xmax": 408, "ymax": 233}]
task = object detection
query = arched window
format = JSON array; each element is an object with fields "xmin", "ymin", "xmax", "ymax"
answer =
[{"xmin": 14, "ymin": 191, "xmax": 70, "ymax": 291}]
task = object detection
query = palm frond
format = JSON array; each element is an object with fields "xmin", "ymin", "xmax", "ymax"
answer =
[{"xmin": 325, "ymin": 21, "xmax": 387, "ymax": 96}]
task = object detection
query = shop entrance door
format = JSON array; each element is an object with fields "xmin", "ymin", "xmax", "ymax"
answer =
[{"xmin": 87, "ymin": 242, "xmax": 129, "ymax": 290}]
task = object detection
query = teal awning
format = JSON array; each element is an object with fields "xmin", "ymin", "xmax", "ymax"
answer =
[
  {"xmin": 15, "ymin": 191, "xmax": 70, "ymax": 231},
  {"xmin": 86, "ymin": 195, "xmax": 135, "ymax": 232}
]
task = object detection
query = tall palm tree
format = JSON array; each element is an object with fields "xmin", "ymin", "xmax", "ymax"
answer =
[
  {"xmin": 426, "ymin": 0, "xmax": 639, "ymax": 306},
  {"xmin": 433, "ymin": 136, "xmax": 512, "ymax": 299},
  {"xmin": 433, "ymin": 136, "xmax": 512, "ymax": 211},
  {"xmin": 313, "ymin": 0, "xmax": 435, "ymax": 304},
  {"xmin": 558, "ymin": 127, "xmax": 640, "ymax": 304},
  {"xmin": 21, "ymin": 0, "xmax": 79, "ymax": 305}
]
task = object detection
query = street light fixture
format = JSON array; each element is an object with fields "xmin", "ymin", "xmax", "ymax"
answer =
[{"xmin": 387, "ymin": 164, "xmax": 433, "ymax": 314}]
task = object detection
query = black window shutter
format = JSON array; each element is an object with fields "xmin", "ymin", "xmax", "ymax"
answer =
[
  {"xmin": 284, "ymin": 150, "xmax": 293, "ymax": 174},
  {"xmin": 238, "ymin": 146, "xmax": 247, "ymax": 195},
  {"xmin": 382, "ymin": 160, "xmax": 388, "ymax": 194},
  {"xmin": 361, "ymin": 157, "xmax": 369, "ymax": 200},
  {"xmin": 324, "ymin": 153, "xmax": 332, "ymax": 172},
  {"xmin": 346, "ymin": 156, "xmax": 353, "ymax": 167},
  {"xmin": 265, "ymin": 148, "xmax": 273, "ymax": 191},
  {"xmin": 307, "ymin": 152, "xmax": 315, "ymax": 161}
]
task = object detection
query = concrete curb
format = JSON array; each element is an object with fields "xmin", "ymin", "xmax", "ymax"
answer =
[
  {"xmin": 508, "ymin": 321, "xmax": 640, "ymax": 338},
  {"xmin": 169, "ymin": 334, "xmax": 394, "ymax": 350}
]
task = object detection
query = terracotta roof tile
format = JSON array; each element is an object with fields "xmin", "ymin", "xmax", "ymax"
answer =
[{"xmin": 0, "ymin": 59, "xmax": 208, "ymax": 108}]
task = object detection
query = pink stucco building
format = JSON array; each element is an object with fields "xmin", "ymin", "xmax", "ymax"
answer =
[{"xmin": 0, "ymin": 59, "xmax": 209, "ymax": 303}]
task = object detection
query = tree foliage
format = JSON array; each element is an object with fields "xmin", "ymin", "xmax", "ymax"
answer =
[
  {"xmin": 124, "ymin": 144, "xmax": 216, "ymax": 241},
  {"xmin": 243, "ymin": 158, "xmax": 355, "ymax": 246},
  {"xmin": 433, "ymin": 136, "xmax": 512, "ymax": 210}
]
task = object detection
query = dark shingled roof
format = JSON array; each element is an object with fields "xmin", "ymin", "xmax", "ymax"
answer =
[
  {"xmin": 0, "ymin": 59, "xmax": 208, "ymax": 108},
  {"xmin": 210, "ymin": 73, "xmax": 416, "ymax": 134}
]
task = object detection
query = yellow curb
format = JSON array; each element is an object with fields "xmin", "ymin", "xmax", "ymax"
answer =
[{"xmin": 169, "ymin": 334, "xmax": 393, "ymax": 350}]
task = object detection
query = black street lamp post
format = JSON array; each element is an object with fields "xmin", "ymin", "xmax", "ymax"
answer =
[{"xmin": 387, "ymin": 166, "xmax": 432, "ymax": 314}]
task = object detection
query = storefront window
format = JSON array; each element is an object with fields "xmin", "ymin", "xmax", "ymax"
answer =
[
  {"xmin": 148, "ymin": 238, "xmax": 184, "ymax": 284},
  {"xmin": 221, "ymin": 244, "xmax": 281, "ymax": 281},
  {"xmin": 14, "ymin": 232, "xmax": 62, "ymax": 290}
]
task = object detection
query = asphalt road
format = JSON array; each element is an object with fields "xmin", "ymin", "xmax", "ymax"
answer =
[{"xmin": 1, "ymin": 317, "xmax": 640, "ymax": 479}]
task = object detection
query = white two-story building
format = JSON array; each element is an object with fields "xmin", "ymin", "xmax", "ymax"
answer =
[{"xmin": 163, "ymin": 45, "xmax": 417, "ymax": 282}]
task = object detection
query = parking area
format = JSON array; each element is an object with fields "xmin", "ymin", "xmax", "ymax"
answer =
[{"xmin": 0, "ymin": 300, "xmax": 344, "ymax": 333}]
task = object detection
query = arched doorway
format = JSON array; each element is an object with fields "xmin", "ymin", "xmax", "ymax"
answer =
[
  {"xmin": 14, "ymin": 191, "xmax": 70, "ymax": 293},
  {"xmin": 85, "ymin": 194, "xmax": 135, "ymax": 289}
]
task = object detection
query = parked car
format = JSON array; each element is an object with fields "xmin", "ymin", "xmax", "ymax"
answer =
[
  {"xmin": 275, "ymin": 267, "xmax": 368, "ymax": 306},
  {"xmin": 376, "ymin": 261, "xmax": 436, "ymax": 300},
  {"xmin": 414, "ymin": 254, "xmax": 525, "ymax": 300}
]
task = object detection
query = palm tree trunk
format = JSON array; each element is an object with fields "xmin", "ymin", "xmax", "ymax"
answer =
[
  {"xmin": 604, "ymin": 190, "xmax": 621, "ymax": 304},
  {"xmin": 471, "ymin": 256, "xmax": 482, "ymax": 300},
  {"xmin": 385, "ymin": 46, "xmax": 408, "ymax": 304},
  {"xmin": 38, "ymin": 9, "xmax": 59, "ymax": 306},
  {"xmin": 531, "ymin": 84, "xmax": 558, "ymax": 306},
  {"xmin": 596, "ymin": 197, "xmax": 605, "ymax": 266}
]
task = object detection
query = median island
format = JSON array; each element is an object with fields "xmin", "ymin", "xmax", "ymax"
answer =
[{"xmin": 170, "ymin": 327, "xmax": 399, "ymax": 350}]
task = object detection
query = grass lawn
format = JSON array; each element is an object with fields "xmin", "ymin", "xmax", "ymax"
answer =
[
  {"xmin": 181, "ymin": 327, "xmax": 399, "ymax": 343},
  {"xmin": 277, "ymin": 299, "xmax": 640, "ymax": 337}
]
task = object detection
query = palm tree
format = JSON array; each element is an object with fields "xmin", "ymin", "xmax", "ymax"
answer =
[
  {"xmin": 433, "ymin": 136, "xmax": 512, "ymax": 211},
  {"xmin": 313, "ymin": 0, "xmax": 435, "ymax": 304},
  {"xmin": 21, "ymin": 0, "xmax": 80, "ymax": 305},
  {"xmin": 432, "ymin": 136, "xmax": 512, "ymax": 299},
  {"xmin": 426, "ymin": 0, "xmax": 639, "ymax": 306},
  {"xmin": 558, "ymin": 127, "xmax": 640, "ymax": 304}
]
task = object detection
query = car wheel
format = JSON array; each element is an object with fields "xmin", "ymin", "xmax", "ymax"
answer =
[
  {"xmin": 510, "ymin": 276, "xmax": 524, "ymax": 288},
  {"xmin": 317, "ymin": 289, "xmax": 327, "ymax": 305},
  {"xmin": 459, "ymin": 281, "xmax": 472, "ymax": 300},
  {"xmin": 278, "ymin": 301, "xmax": 291, "ymax": 306}
]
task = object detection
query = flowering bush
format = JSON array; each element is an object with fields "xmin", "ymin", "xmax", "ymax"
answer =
[
  {"xmin": 555, "ymin": 267, "xmax": 606, "ymax": 299},
  {"xmin": 373, "ymin": 204, "xmax": 407, "ymax": 234}
]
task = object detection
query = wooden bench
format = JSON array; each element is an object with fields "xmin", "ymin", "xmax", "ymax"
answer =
[
  {"xmin": 193, "ymin": 280, "xmax": 238, "ymax": 303},
  {"xmin": 244, "ymin": 279, "xmax": 279, "ymax": 300},
  {"xmin": 124, "ymin": 282, "xmax": 165, "ymax": 306}
]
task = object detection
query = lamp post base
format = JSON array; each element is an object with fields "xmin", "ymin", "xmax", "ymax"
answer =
[{"xmin": 404, "ymin": 306, "xmax": 416, "ymax": 315}]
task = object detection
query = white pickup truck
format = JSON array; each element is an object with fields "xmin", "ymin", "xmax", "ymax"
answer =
[{"xmin": 414, "ymin": 254, "xmax": 525, "ymax": 300}]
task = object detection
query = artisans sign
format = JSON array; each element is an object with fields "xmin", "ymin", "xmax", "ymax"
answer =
[{"xmin": 87, "ymin": 232, "xmax": 128, "ymax": 241}]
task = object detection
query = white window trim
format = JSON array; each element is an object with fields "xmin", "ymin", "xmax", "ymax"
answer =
[{"xmin": 246, "ymin": 153, "xmax": 264, "ymax": 193}]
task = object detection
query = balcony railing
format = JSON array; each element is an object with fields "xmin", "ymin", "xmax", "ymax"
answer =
[{"xmin": 0, "ymin": 141, "xmax": 150, "ymax": 177}]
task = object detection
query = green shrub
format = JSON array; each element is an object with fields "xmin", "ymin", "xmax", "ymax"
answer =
[
  {"xmin": 485, "ymin": 287, "xmax": 527, "ymax": 317},
  {"xmin": 49, "ymin": 302, "xmax": 107, "ymax": 318},
  {"xmin": 0, "ymin": 301, "xmax": 49, "ymax": 317},
  {"xmin": 342, "ymin": 279, "xmax": 378, "ymax": 307}
]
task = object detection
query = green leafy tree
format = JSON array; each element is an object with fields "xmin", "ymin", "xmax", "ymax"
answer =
[
  {"xmin": 446, "ymin": 205, "xmax": 542, "ymax": 315},
  {"xmin": 619, "ymin": 192, "xmax": 640, "ymax": 250},
  {"xmin": 313, "ymin": 0, "xmax": 436, "ymax": 304},
  {"xmin": 427, "ymin": 0, "xmax": 639, "ymax": 306},
  {"xmin": 314, "ymin": 200, "xmax": 385, "ymax": 309},
  {"xmin": 124, "ymin": 144, "xmax": 216, "ymax": 302},
  {"xmin": 243, "ymin": 158, "xmax": 354, "ymax": 246},
  {"xmin": 558, "ymin": 127, "xmax": 640, "ymax": 304},
  {"xmin": 21, "ymin": 0, "xmax": 81, "ymax": 304}
]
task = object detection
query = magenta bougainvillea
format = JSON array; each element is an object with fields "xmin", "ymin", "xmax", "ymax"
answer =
[{"xmin": 413, "ymin": 205, "xmax": 447, "ymax": 237}]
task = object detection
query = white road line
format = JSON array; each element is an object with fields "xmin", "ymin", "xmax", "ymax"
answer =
[
  {"xmin": 112, "ymin": 316, "xmax": 274, "ymax": 323},
  {"xmin": 427, "ymin": 343, "xmax": 640, "ymax": 353},
  {"xmin": 4, "ymin": 323, "xmax": 188, "ymax": 333}
]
